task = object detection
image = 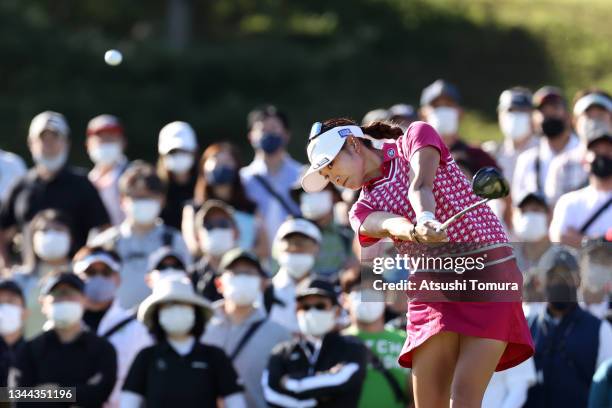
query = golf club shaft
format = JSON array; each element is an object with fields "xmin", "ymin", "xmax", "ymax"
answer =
[{"xmin": 436, "ymin": 198, "xmax": 490, "ymax": 231}]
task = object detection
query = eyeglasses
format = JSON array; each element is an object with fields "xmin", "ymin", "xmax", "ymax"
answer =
[{"xmin": 297, "ymin": 302, "xmax": 329, "ymax": 311}]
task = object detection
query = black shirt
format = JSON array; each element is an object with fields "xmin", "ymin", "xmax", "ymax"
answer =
[
  {"xmin": 83, "ymin": 306, "xmax": 110, "ymax": 334},
  {"xmin": 264, "ymin": 331, "xmax": 367, "ymax": 408},
  {"xmin": 0, "ymin": 336, "xmax": 24, "ymax": 387},
  {"xmin": 123, "ymin": 340, "xmax": 243, "ymax": 408},
  {"xmin": 0, "ymin": 166, "xmax": 110, "ymax": 254},
  {"xmin": 12, "ymin": 329, "xmax": 117, "ymax": 408},
  {"xmin": 160, "ymin": 175, "xmax": 196, "ymax": 230}
]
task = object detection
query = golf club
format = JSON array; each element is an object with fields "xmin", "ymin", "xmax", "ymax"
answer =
[{"xmin": 436, "ymin": 167, "xmax": 510, "ymax": 231}]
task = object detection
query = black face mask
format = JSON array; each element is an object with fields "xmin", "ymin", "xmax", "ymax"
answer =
[
  {"xmin": 545, "ymin": 283, "xmax": 577, "ymax": 311},
  {"xmin": 541, "ymin": 117, "xmax": 566, "ymax": 139},
  {"xmin": 590, "ymin": 154, "xmax": 612, "ymax": 179}
]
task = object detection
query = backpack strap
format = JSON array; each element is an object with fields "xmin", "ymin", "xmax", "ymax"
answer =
[
  {"xmin": 253, "ymin": 175, "xmax": 301, "ymax": 217},
  {"xmin": 367, "ymin": 347, "xmax": 408, "ymax": 404},
  {"xmin": 229, "ymin": 319, "xmax": 266, "ymax": 361},
  {"xmin": 579, "ymin": 197, "xmax": 612, "ymax": 235},
  {"xmin": 101, "ymin": 314, "xmax": 137, "ymax": 339}
]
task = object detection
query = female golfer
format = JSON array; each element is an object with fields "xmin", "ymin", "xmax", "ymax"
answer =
[{"xmin": 301, "ymin": 119, "xmax": 534, "ymax": 407}]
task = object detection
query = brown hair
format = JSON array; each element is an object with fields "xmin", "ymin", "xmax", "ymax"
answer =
[
  {"xmin": 314, "ymin": 118, "xmax": 404, "ymax": 149},
  {"xmin": 119, "ymin": 161, "xmax": 167, "ymax": 196},
  {"xmin": 193, "ymin": 143, "xmax": 256, "ymax": 214}
]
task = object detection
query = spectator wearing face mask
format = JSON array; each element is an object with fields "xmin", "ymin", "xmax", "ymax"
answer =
[
  {"xmin": 0, "ymin": 111, "xmax": 110, "ymax": 269},
  {"xmin": 183, "ymin": 142, "xmax": 268, "ymax": 258},
  {"xmin": 512, "ymin": 193, "xmax": 552, "ymax": 272},
  {"xmin": 525, "ymin": 246, "xmax": 612, "ymax": 408},
  {"xmin": 0, "ymin": 280, "xmax": 27, "ymax": 388},
  {"xmin": 11, "ymin": 272, "xmax": 117, "ymax": 407},
  {"xmin": 121, "ymin": 276, "xmax": 246, "ymax": 408},
  {"xmin": 269, "ymin": 218, "xmax": 321, "ymax": 334},
  {"xmin": 145, "ymin": 246, "xmax": 190, "ymax": 290},
  {"xmin": 86, "ymin": 114, "xmax": 130, "ymax": 226},
  {"xmin": 578, "ymin": 239, "xmax": 612, "ymax": 321},
  {"xmin": 190, "ymin": 200, "xmax": 239, "ymax": 302},
  {"xmin": 157, "ymin": 121, "xmax": 199, "ymax": 230},
  {"xmin": 546, "ymin": 90, "xmax": 612, "ymax": 205},
  {"xmin": 548, "ymin": 98, "xmax": 612, "ymax": 248},
  {"xmin": 263, "ymin": 278, "xmax": 367, "ymax": 408},
  {"xmin": 512, "ymin": 86, "xmax": 581, "ymax": 205},
  {"xmin": 91, "ymin": 162, "xmax": 191, "ymax": 309},
  {"xmin": 74, "ymin": 246, "xmax": 152, "ymax": 408},
  {"xmin": 202, "ymin": 248, "xmax": 290, "ymax": 408},
  {"xmin": 419, "ymin": 79, "xmax": 498, "ymax": 175},
  {"xmin": 0, "ymin": 148, "xmax": 26, "ymax": 205},
  {"xmin": 291, "ymin": 182, "xmax": 358, "ymax": 280},
  {"xmin": 240, "ymin": 105, "xmax": 302, "ymax": 249},
  {"xmin": 11, "ymin": 209, "xmax": 73, "ymax": 338},
  {"xmin": 340, "ymin": 273, "xmax": 411, "ymax": 408}
]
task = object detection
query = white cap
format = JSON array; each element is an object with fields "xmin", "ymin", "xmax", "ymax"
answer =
[
  {"xmin": 158, "ymin": 121, "xmax": 197, "ymax": 155},
  {"xmin": 301, "ymin": 123, "xmax": 365, "ymax": 193},
  {"xmin": 573, "ymin": 93, "xmax": 612, "ymax": 116},
  {"xmin": 274, "ymin": 218, "xmax": 322, "ymax": 244},
  {"xmin": 28, "ymin": 111, "xmax": 69, "ymax": 139}
]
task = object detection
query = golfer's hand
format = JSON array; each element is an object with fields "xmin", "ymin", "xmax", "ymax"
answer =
[{"xmin": 415, "ymin": 221, "xmax": 448, "ymax": 243}]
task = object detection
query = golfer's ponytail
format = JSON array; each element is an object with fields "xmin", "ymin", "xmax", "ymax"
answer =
[{"xmin": 361, "ymin": 121, "xmax": 404, "ymax": 140}]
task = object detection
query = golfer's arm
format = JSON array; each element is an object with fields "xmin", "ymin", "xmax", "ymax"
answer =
[
  {"xmin": 408, "ymin": 147, "xmax": 440, "ymax": 217},
  {"xmin": 360, "ymin": 211, "xmax": 413, "ymax": 239}
]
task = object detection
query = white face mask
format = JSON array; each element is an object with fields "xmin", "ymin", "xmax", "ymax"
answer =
[
  {"xmin": 220, "ymin": 274, "xmax": 261, "ymax": 306},
  {"xmin": 278, "ymin": 252, "xmax": 315, "ymax": 280},
  {"xmin": 349, "ymin": 290, "xmax": 385, "ymax": 323},
  {"xmin": 297, "ymin": 309, "xmax": 336, "ymax": 337},
  {"xmin": 513, "ymin": 211, "xmax": 549, "ymax": 242},
  {"xmin": 33, "ymin": 229, "xmax": 71, "ymax": 261},
  {"xmin": 33, "ymin": 150, "xmax": 68, "ymax": 173},
  {"xmin": 48, "ymin": 301, "xmax": 83, "ymax": 328},
  {"xmin": 428, "ymin": 107, "xmax": 459, "ymax": 136},
  {"xmin": 127, "ymin": 199, "xmax": 161, "ymax": 225},
  {"xmin": 300, "ymin": 191, "xmax": 333, "ymax": 220},
  {"xmin": 159, "ymin": 304, "xmax": 195, "ymax": 335},
  {"xmin": 88, "ymin": 142, "xmax": 123, "ymax": 166},
  {"xmin": 200, "ymin": 228, "xmax": 235, "ymax": 257},
  {"xmin": 164, "ymin": 153, "xmax": 194, "ymax": 174},
  {"xmin": 500, "ymin": 111, "xmax": 532, "ymax": 141},
  {"xmin": 0, "ymin": 303, "xmax": 22, "ymax": 335}
]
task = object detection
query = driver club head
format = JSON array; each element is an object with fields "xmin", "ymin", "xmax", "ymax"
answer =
[{"xmin": 471, "ymin": 167, "xmax": 510, "ymax": 199}]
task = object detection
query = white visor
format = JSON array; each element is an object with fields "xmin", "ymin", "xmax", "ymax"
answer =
[
  {"xmin": 301, "ymin": 124, "xmax": 364, "ymax": 192},
  {"xmin": 74, "ymin": 253, "xmax": 121, "ymax": 275},
  {"xmin": 573, "ymin": 93, "xmax": 612, "ymax": 116}
]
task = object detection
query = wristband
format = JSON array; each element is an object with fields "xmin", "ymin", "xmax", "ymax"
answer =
[{"xmin": 416, "ymin": 211, "xmax": 436, "ymax": 226}]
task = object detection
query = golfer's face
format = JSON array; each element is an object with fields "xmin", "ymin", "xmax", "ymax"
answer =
[{"xmin": 318, "ymin": 145, "xmax": 364, "ymax": 190}]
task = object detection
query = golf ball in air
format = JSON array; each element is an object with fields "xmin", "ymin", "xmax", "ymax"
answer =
[{"xmin": 104, "ymin": 49, "xmax": 123, "ymax": 66}]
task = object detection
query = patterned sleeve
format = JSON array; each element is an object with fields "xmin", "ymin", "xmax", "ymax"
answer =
[
  {"xmin": 348, "ymin": 199, "xmax": 380, "ymax": 247},
  {"xmin": 397, "ymin": 121, "xmax": 451, "ymax": 166}
]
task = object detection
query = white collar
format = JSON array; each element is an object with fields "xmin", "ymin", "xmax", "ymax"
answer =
[{"xmin": 168, "ymin": 336, "xmax": 195, "ymax": 356}]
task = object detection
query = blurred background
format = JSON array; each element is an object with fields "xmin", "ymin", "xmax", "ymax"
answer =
[{"xmin": 1, "ymin": 0, "xmax": 611, "ymax": 165}]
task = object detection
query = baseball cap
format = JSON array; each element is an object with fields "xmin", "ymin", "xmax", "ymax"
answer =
[
  {"xmin": 274, "ymin": 218, "xmax": 322, "ymax": 244},
  {"xmin": 533, "ymin": 86, "xmax": 565, "ymax": 109},
  {"xmin": 158, "ymin": 121, "xmax": 197, "ymax": 155},
  {"xmin": 195, "ymin": 199, "xmax": 235, "ymax": 227},
  {"xmin": 573, "ymin": 93, "xmax": 612, "ymax": 116},
  {"xmin": 0, "ymin": 279, "xmax": 25, "ymax": 302},
  {"xmin": 389, "ymin": 104, "xmax": 417, "ymax": 120},
  {"xmin": 147, "ymin": 246, "xmax": 187, "ymax": 272},
  {"xmin": 498, "ymin": 88, "xmax": 533, "ymax": 111},
  {"xmin": 537, "ymin": 245, "xmax": 579, "ymax": 275},
  {"xmin": 218, "ymin": 248, "xmax": 266, "ymax": 277},
  {"xmin": 420, "ymin": 79, "xmax": 461, "ymax": 107},
  {"xmin": 28, "ymin": 111, "xmax": 69, "ymax": 139},
  {"xmin": 361, "ymin": 108, "xmax": 390, "ymax": 125},
  {"xmin": 73, "ymin": 250, "xmax": 121, "ymax": 275},
  {"xmin": 87, "ymin": 114, "xmax": 124, "ymax": 137},
  {"xmin": 302, "ymin": 122, "xmax": 378, "ymax": 193},
  {"xmin": 516, "ymin": 192, "xmax": 548, "ymax": 210},
  {"xmin": 41, "ymin": 272, "xmax": 85, "ymax": 296},
  {"xmin": 296, "ymin": 278, "xmax": 338, "ymax": 305}
]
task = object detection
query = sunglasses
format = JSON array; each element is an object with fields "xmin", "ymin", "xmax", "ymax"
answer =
[
  {"xmin": 309, "ymin": 122, "xmax": 324, "ymax": 141},
  {"xmin": 84, "ymin": 267, "xmax": 115, "ymax": 278},
  {"xmin": 297, "ymin": 302, "xmax": 330, "ymax": 311}
]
